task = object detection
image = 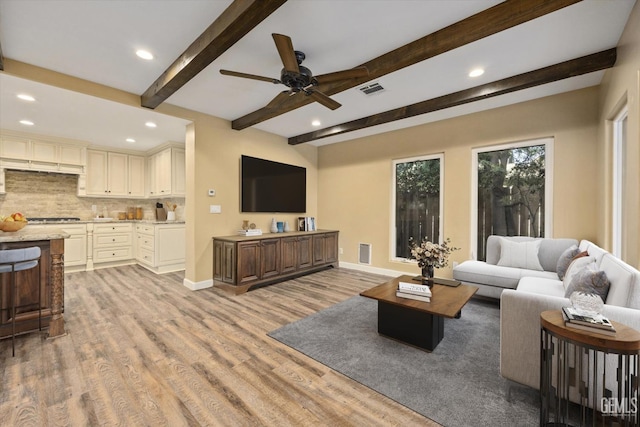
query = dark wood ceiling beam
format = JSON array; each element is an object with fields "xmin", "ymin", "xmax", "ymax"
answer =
[
  {"xmin": 141, "ymin": 0, "xmax": 287, "ymax": 109},
  {"xmin": 288, "ymin": 48, "xmax": 616, "ymax": 145},
  {"xmin": 232, "ymin": 0, "xmax": 582, "ymax": 130}
]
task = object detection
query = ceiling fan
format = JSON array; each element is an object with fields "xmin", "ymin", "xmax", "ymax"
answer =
[{"xmin": 220, "ymin": 33, "xmax": 369, "ymax": 111}]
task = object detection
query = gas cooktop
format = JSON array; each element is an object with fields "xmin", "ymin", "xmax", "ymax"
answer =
[{"xmin": 26, "ymin": 217, "xmax": 81, "ymax": 222}]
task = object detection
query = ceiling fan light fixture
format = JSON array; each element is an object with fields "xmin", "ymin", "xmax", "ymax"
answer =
[
  {"xmin": 17, "ymin": 94, "xmax": 36, "ymax": 102},
  {"xmin": 136, "ymin": 49, "xmax": 154, "ymax": 60},
  {"xmin": 469, "ymin": 68, "xmax": 485, "ymax": 78}
]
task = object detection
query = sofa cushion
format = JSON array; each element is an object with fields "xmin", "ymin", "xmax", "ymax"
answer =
[
  {"xmin": 517, "ymin": 276, "xmax": 566, "ymax": 298},
  {"xmin": 562, "ymin": 256, "xmax": 596, "ymax": 291},
  {"xmin": 564, "ymin": 266, "xmax": 610, "ymax": 302},
  {"xmin": 486, "ymin": 235, "xmax": 578, "ymax": 272},
  {"xmin": 453, "ymin": 260, "xmax": 558, "ymax": 290},
  {"xmin": 600, "ymin": 254, "xmax": 640, "ymax": 308},
  {"xmin": 497, "ymin": 238, "xmax": 544, "ymax": 271},
  {"xmin": 556, "ymin": 245, "xmax": 579, "ymax": 280}
]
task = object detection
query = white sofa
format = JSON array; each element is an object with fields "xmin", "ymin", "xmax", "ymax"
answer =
[
  {"xmin": 453, "ymin": 235, "xmax": 578, "ymax": 299},
  {"xmin": 500, "ymin": 239, "xmax": 640, "ymax": 391}
]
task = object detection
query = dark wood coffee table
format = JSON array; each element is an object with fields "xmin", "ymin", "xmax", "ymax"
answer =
[{"xmin": 360, "ymin": 275, "xmax": 478, "ymax": 351}]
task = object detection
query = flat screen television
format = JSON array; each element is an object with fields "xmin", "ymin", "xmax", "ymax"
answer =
[{"xmin": 241, "ymin": 155, "xmax": 306, "ymax": 213}]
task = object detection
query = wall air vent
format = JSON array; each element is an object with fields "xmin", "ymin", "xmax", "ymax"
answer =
[
  {"xmin": 358, "ymin": 243, "xmax": 372, "ymax": 265},
  {"xmin": 358, "ymin": 82, "xmax": 385, "ymax": 95}
]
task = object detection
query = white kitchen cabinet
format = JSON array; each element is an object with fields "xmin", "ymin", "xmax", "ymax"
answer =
[
  {"xmin": 0, "ymin": 134, "xmax": 86, "ymax": 174},
  {"xmin": 127, "ymin": 155, "xmax": 145, "ymax": 197},
  {"xmin": 92, "ymin": 222, "xmax": 134, "ymax": 267},
  {"xmin": 85, "ymin": 150, "xmax": 133, "ymax": 197},
  {"xmin": 37, "ymin": 223, "xmax": 87, "ymax": 272},
  {"xmin": 135, "ymin": 223, "xmax": 185, "ymax": 273},
  {"xmin": 148, "ymin": 147, "xmax": 185, "ymax": 198}
]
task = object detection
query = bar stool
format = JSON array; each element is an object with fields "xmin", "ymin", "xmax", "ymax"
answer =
[{"xmin": 0, "ymin": 247, "xmax": 42, "ymax": 356}]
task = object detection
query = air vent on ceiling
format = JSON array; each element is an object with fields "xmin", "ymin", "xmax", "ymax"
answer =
[
  {"xmin": 358, "ymin": 243, "xmax": 372, "ymax": 265},
  {"xmin": 358, "ymin": 82, "xmax": 385, "ymax": 95}
]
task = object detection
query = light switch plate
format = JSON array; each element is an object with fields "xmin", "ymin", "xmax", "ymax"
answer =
[{"xmin": 209, "ymin": 205, "xmax": 221, "ymax": 214}]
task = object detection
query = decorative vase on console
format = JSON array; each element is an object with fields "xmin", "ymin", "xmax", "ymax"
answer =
[
  {"xmin": 270, "ymin": 218, "xmax": 278, "ymax": 233},
  {"xmin": 284, "ymin": 221, "xmax": 291, "ymax": 232}
]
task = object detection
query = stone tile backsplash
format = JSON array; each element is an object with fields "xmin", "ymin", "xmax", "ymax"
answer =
[{"xmin": 0, "ymin": 170, "xmax": 184, "ymax": 220}]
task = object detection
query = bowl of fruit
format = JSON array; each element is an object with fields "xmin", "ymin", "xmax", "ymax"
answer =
[{"xmin": 0, "ymin": 212, "xmax": 28, "ymax": 232}]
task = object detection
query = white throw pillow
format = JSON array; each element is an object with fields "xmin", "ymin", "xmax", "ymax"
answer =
[
  {"xmin": 562, "ymin": 256, "xmax": 596, "ymax": 291},
  {"xmin": 497, "ymin": 238, "xmax": 544, "ymax": 271}
]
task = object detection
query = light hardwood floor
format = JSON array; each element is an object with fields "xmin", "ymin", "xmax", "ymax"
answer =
[{"xmin": 0, "ymin": 265, "xmax": 439, "ymax": 426}]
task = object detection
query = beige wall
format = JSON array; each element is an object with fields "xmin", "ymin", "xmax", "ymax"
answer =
[
  {"xmin": 597, "ymin": 0, "xmax": 640, "ymax": 267},
  {"xmin": 317, "ymin": 87, "xmax": 600, "ymax": 277}
]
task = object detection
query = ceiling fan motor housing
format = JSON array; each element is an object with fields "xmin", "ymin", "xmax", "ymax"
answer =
[{"xmin": 281, "ymin": 65, "xmax": 315, "ymax": 91}]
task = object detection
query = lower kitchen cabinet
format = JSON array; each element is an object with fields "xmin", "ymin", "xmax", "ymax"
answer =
[
  {"xmin": 213, "ymin": 230, "xmax": 339, "ymax": 293},
  {"xmin": 38, "ymin": 223, "xmax": 87, "ymax": 272},
  {"xmin": 136, "ymin": 223, "xmax": 185, "ymax": 273},
  {"xmin": 92, "ymin": 222, "xmax": 134, "ymax": 267}
]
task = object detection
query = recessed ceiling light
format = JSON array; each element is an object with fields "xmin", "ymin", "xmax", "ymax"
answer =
[
  {"xmin": 19, "ymin": 120, "xmax": 34, "ymax": 126},
  {"xmin": 311, "ymin": 120, "xmax": 321, "ymax": 127},
  {"xmin": 17, "ymin": 94, "xmax": 35, "ymax": 102},
  {"xmin": 136, "ymin": 49, "xmax": 154, "ymax": 60},
  {"xmin": 469, "ymin": 68, "xmax": 485, "ymax": 78},
  {"xmin": 126, "ymin": 138, "xmax": 136, "ymax": 143},
  {"xmin": 145, "ymin": 121, "xmax": 157, "ymax": 128}
]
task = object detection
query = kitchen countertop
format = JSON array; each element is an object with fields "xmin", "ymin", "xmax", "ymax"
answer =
[
  {"xmin": 26, "ymin": 219, "xmax": 186, "ymax": 225},
  {"xmin": 0, "ymin": 226, "xmax": 70, "ymax": 242}
]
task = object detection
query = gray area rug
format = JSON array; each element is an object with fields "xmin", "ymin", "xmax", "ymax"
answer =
[{"xmin": 268, "ymin": 296, "xmax": 539, "ymax": 426}]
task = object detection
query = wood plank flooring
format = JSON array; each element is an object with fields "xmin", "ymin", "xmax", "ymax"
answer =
[{"xmin": 0, "ymin": 266, "xmax": 439, "ymax": 426}]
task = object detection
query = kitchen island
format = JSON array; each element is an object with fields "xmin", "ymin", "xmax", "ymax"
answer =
[{"xmin": 0, "ymin": 226, "xmax": 69, "ymax": 339}]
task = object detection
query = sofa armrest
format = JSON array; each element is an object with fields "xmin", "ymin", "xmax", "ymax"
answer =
[
  {"xmin": 500, "ymin": 289, "xmax": 569, "ymax": 389},
  {"xmin": 601, "ymin": 304, "xmax": 640, "ymax": 330}
]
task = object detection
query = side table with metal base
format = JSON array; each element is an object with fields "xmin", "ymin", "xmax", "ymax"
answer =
[{"xmin": 540, "ymin": 310, "xmax": 640, "ymax": 426}]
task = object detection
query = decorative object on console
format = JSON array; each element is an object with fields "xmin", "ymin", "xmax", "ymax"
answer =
[
  {"xmin": 277, "ymin": 221, "xmax": 284, "ymax": 233},
  {"xmin": 409, "ymin": 237, "xmax": 459, "ymax": 284},
  {"xmin": 242, "ymin": 220, "xmax": 250, "ymax": 230},
  {"xmin": 298, "ymin": 217, "xmax": 316, "ymax": 231},
  {"xmin": 270, "ymin": 218, "xmax": 278, "ymax": 233},
  {"xmin": 284, "ymin": 221, "xmax": 291, "ymax": 232}
]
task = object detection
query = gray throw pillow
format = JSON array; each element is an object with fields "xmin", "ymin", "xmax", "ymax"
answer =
[
  {"xmin": 556, "ymin": 245, "xmax": 579, "ymax": 280},
  {"xmin": 564, "ymin": 266, "xmax": 610, "ymax": 303}
]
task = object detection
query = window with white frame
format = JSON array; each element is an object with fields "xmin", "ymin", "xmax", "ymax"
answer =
[
  {"xmin": 392, "ymin": 154, "xmax": 443, "ymax": 261},
  {"xmin": 472, "ymin": 138, "xmax": 553, "ymax": 261},
  {"xmin": 613, "ymin": 105, "xmax": 628, "ymax": 258}
]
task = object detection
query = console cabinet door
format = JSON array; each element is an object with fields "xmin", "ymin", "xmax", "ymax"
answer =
[
  {"xmin": 213, "ymin": 240, "xmax": 236, "ymax": 283},
  {"xmin": 260, "ymin": 238, "xmax": 281, "ymax": 279},
  {"xmin": 237, "ymin": 241, "xmax": 261, "ymax": 284},
  {"xmin": 324, "ymin": 232, "xmax": 339, "ymax": 263},
  {"xmin": 312, "ymin": 235, "xmax": 326, "ymax": 265},
  {"xmin": 297, "ymin": 236, "xmax": 313, "ymax": 269},
  {"xmin": 281, "ymin": 237, "xmax": 297, "ymax": 274}
]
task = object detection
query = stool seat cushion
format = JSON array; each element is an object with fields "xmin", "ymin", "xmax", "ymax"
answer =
[{"xmin": 0, "ymin": 247, "xmax": 41, "ymax": 272}]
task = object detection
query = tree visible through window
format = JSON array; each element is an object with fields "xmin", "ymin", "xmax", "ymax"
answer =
[
  {"xmin": 477, "ymin": 144, "xmax": 546, "ymax": 260},
  {"xmin": 393, "ymin": 155, "xmax": 442, "ymax": 260}
]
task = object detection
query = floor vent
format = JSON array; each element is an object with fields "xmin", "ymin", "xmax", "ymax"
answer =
[
  {"xmin": 358, "ymin": 243, "xmax": 372, "ymax": 265},
  {"xmin": 358, "ymin": 82, "xmax": 384, "ymax": 95}
]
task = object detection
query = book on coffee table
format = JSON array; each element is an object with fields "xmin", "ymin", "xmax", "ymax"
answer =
[
  {"xmin": 398, "ymin": 281, "xmax": 432, "ymax": 296},
  {"xmin": 396, "ymin": 290, "xmax": 431, "ymax": 302},
  {"xmin": 562, "ymin": 307, "xmax": 615, "ymax": 331}
]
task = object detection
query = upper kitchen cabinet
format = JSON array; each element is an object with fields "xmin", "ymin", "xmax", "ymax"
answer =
[
  {"xmin": 148, "ymin": 146, "xmax": 185, "ymax": 198},
  {"xmin": 0, "ymin": 133, "xmax": 87, "ymax": 175},
  {"xmin": 85, "ymin": 150, "xmax": 145, "ymax": 198}
]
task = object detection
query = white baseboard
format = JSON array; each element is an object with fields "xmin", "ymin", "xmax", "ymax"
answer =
[
  {"xmin": 183, "ymin": 277, "xmax": 213, "ymax": 291},
  {"xmin": 339, "ymin": 261, "xmax": 410, "ymax": 278}
]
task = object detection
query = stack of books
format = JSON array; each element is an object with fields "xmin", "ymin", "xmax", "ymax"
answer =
[
  {"xmin": 237, "ymin": 229, "xmax": 263, "ymax": 236},
  {"xmin": 396, "ymin": 281, "xmax": 432, "ymax": 302},
  {"xmin": 562, "ymin": 306, "xmax": 616, "ymax": 336}
]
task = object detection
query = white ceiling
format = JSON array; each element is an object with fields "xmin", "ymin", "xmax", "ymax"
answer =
[{"xmin": 0, "ymin": 0, "xmax": 636, "ymax": 150}]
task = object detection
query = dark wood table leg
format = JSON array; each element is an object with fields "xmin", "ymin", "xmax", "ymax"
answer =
[
  {"xmin": 47, "ymin": 238, "xmax": 66, "ymax": 338},
  {"xmin": 377, "ymin": 301, "xmax": 444, "ymax": 351}
]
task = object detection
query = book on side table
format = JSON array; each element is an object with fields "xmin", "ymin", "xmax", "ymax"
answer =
[{"xmin": 561, "ymin": 306, "xmax": 616, "ymax": 336}]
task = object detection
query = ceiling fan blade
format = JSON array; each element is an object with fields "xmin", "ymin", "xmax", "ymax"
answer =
[
  {"xmin": 220, "ymin": 69, "xmax": 280, "ymax": 84},
  {"xmin": 314, "ymin": 66, "xmax": 369, "ymax": 84},
  {"xmin": 265, "ymin": 91, "xmax": 294, "ymax": 109},
  {"xmin": 307, "ymin": 90, "xmax": 341, "ymax": 110},
  {"xmin": 272, "ymin": 33, "xmax": 300, "ymax": 73}
]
